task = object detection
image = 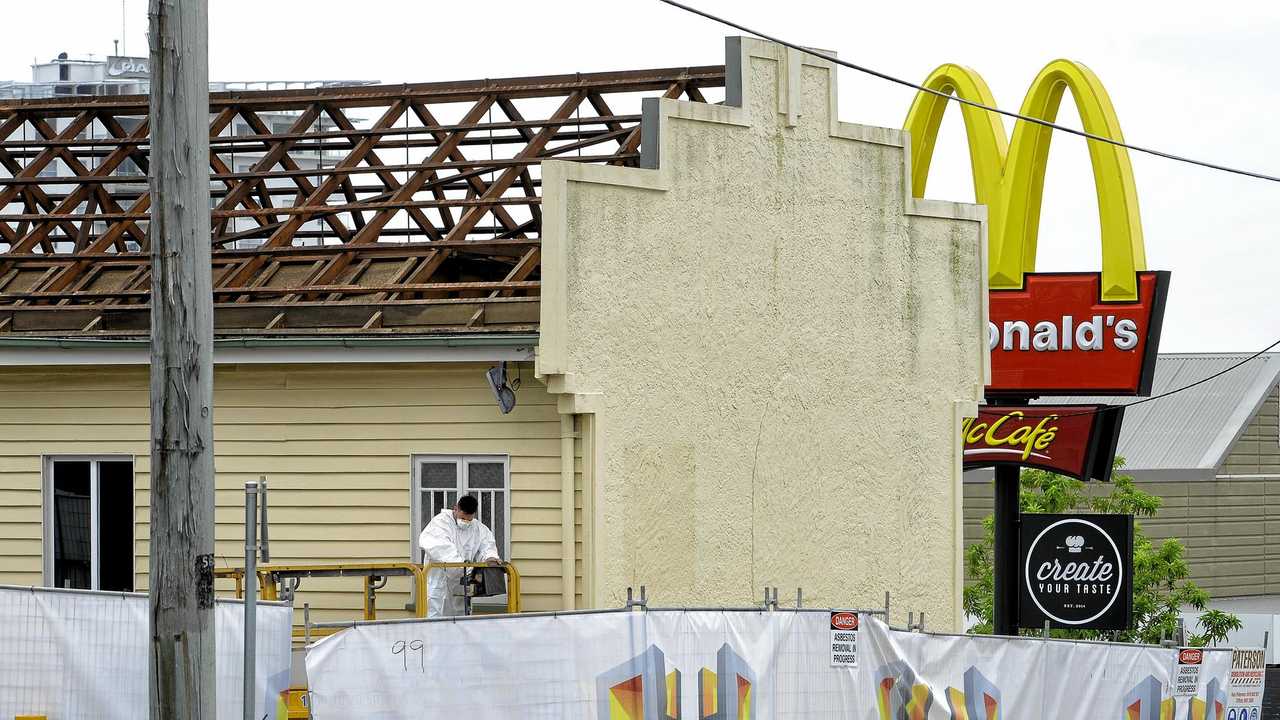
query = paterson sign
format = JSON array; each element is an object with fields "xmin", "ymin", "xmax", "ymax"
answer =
[
  {"xmin": 1019, "ymin": 513, "xmax": 1133, "ymax": 631},
  {"xmin": 962, "ymin": 405, "xmax": 1123, "ymax": 481}
]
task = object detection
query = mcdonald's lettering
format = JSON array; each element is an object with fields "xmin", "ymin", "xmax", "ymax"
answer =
[
  {"xmin": 989, "ymin": 315, "xmax": 1139, "ymax": 353},
  {"xmin": 905, "ymin": 61, "xmax": 1169, "ymax": 397}
]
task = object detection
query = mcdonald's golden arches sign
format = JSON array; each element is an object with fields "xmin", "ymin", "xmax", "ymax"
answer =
[{"xmin": 906, "ymin": 60, "xmax": 1169, "ymax": 396}]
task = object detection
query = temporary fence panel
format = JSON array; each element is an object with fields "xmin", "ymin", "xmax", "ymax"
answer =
[
  {"xmin": 0, "ymin": 585, "xmax": 292, "ymax": 720},
  {"xmin": 305, "ymin": 609, "xmax": 1235, "ymax": 719},
  {"xmin": 860, "ymin": 617, "xmax": 1232, "ymax": 720}
]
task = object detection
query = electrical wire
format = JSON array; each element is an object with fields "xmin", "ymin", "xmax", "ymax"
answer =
[
  {"xmin": 654, "ymin": 0, "xmax": 1280, "ymax": 184},
  {"xmin": 982, "ymin": 337, "xmax": 1280, "ymax": 419}
]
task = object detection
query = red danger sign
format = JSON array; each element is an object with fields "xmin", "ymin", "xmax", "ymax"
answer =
[{"xmin": 830, "ymin": 611, "xmax": 858, "ymax": 631}]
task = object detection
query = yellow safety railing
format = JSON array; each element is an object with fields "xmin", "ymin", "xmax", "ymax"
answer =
[
  {"xmin": 424, "ymin": 561, "xmax": 523, "ymax": 615},
  {"xmin": 215, "ymin": 561, "xmax": 521, "ymax": 627}
]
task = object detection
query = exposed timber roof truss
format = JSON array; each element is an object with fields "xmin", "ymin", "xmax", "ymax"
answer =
[{"xmin": 0, "ymin": 66, "xmax": 725, "ymax": 337}]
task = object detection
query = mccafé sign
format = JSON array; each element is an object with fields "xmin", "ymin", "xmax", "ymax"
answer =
[
  {"xmin": 962, "ymin": 405, "xmax": 1123, "ymax": 481},
  {"xmin": 1019, "ymin": 514, "xmax": 1133, "ymax": 630},
  {"xmin": 905, "ymin": 60, "xmax": 1169, "ymax": 398}
]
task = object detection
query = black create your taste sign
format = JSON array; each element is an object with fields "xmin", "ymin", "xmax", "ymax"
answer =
[{"xmin": 1018, "ymin": 513, "xmax": 1134, "ymax": 631}]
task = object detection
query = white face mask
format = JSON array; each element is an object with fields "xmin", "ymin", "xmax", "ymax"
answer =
[{"xmin": 456, "ymin": 518, "xmax": 473, "ymax": 528}]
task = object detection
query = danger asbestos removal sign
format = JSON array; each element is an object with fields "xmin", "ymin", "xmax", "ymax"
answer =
[
  {"xmin": 1173, "ymin": 648, "xmax": 1204, "ymax": 698},
  {"xmin": 829, "ymin": 611, "xmax": 858, "ymax": 668}
]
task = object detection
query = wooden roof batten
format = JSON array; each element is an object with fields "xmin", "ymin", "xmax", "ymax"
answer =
[{"xmin": 0, "ymin": 65, "xmax": 726, "ymax": 337}]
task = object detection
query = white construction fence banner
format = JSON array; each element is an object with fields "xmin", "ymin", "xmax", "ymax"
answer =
[
  {"xmin": 306, "ymin": 609, "xmax": 1239, "ymax": 719},
  {"xmin": 0, "ymin": 585, "xmax": 292, "ymax": 720}
]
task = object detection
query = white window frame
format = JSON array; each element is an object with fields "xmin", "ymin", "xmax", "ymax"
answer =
[
  {"xmin": 41, "ymin": 454, "xmax": 135, "ymax": 591},
  {"xmin": 409, "ymin": 454, "xmax": 511, "ymax": 563}
]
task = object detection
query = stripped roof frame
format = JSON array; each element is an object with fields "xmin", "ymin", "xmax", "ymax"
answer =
[{"xmin": 0, "ymin": 66, "xmax": 726, "ymax": 337}]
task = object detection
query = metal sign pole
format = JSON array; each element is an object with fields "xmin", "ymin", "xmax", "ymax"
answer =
[
  {"xmin": 243, "ymin": 482, "xmax": 259, "ymax": 720},
  {"xmin": 992, "ymin": 463, "xmax": 1021, "ymax": 636}
]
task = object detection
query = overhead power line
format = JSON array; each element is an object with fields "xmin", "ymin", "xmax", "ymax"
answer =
[
  {"xmin": 982, "ymin": 337, "xmax": 1280, "ymax": 420},
  {"xmin": 655, "ymin": 0, "xmax": 1280, "ymax": 184},
  {"xmin": 1109, "ymin": 339, "xmax": 1280, "ymax": 411}
]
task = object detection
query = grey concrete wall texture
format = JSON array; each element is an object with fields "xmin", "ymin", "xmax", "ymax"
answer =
[
  {"xmin": 539, "ymin": 37, "xmax": 989, "ymax": 629},
  {"xmin": 963, "ymin": 385, "xmax": 1280, "ymax": 596}
]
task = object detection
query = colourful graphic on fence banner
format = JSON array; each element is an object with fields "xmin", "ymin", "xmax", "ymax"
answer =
[
  {"xmin": 596, "ymin": 643, "xmax": 755, "ymax": 720},
  {"xmin": 305, "ymin": 609, "xmax": 1236, "ymax": 719}
]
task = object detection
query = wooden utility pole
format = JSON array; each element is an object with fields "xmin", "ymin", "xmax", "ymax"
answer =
[{"xmin": 147, "ymin": 1, "xmax": 215, "ymax": 719}]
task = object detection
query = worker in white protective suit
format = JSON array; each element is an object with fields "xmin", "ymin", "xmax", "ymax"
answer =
[{"xmin": 418, "ymin": 494, "xmax": 501, "ymax": 617}]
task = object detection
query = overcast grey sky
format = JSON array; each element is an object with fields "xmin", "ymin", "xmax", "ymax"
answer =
[{"xmin": 2, "ymin": 0, "xmax": 1275, "ymax": 352}]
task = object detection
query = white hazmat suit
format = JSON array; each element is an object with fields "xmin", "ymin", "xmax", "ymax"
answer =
[{"xmin": 418, "ymin": 508, "xmax": 500, "ymax": 617}]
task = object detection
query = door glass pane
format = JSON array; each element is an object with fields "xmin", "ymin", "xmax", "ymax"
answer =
[
  {"xmin": 423, "ymin": 490, "xmax": 460, "ymax": 522},
  {"xmin": 464, "ymin": 462, "xmax": 507, "ymax": 559},
  {"xmin": 477, "ymin": 492, "xmax": 493, "ymax": 531},
  {"xmin": 52, "ymin": 461, "xmax": 91, "ymax": 590},
  {"xmin": 492, "ymin": 500, "xmax": 505, "ymax": 557},
  {"xmin": 97, "ymin": 461, "xmax": 134, "ymax": 592},
  {"xmin": 467, "ymin": 462, "xmax": 504, "ymax": 489},
  {"xmin": 420, "ymin": 462, "xmax": 458, "ymax": 489}
]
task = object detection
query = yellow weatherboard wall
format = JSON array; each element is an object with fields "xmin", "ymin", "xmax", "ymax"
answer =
[
  {"xmin": 539, "ymin": 37, "xmax": 989, "ymax": 629},
  {"xmin": 0, "ymin": 362, "xmax": 575, "ymax": 621},
  {"xmin": 903, "ymin": 60, "xmax": 1146, "ymax": 301}
]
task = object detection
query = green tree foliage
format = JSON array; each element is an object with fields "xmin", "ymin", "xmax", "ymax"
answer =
[{"xmin": 963, "ymin": 459, "xmax": 1240, "ymax": 645}]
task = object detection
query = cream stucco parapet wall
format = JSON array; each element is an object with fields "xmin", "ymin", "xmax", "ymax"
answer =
[
  {"xmin": 537, "ymin": 36, "xmax": 989, "ymax": 630},
  {"xmin": 539, "ymin": 39, "xmax": 990, "ymax": 392}
]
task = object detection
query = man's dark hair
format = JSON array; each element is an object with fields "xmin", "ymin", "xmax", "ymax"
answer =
[{"xmin": 457, "ymin": 494, "xmax": 479, "ymax": 515}]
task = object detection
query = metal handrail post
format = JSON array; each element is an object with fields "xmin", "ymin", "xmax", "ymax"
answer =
[
  {"xmin": 412, "ymin": 566, "xmax": 428, "ymax": 618},
  {"xmin": 363, "ymin": 576, "xmax": 376, "ymax": 621},
  {"xmin": 258, "ymin": 476, "xmax": 270, "ymax": 563},
  {"xmin": 243, "ymin": 481, "xmax": 260, "ymax": 720}
]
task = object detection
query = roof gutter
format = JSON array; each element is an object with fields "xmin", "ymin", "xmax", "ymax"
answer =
[
  {"xmin": 0, "ymin": 334, "xmax": 538, "ymax": 349},
  {"xmin": 0, "ymin": 334, "xmax": 539, "ymax": 366}
]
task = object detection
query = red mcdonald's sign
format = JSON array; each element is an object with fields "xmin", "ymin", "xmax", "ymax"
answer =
[{"xmin": 986, "ymin": 272, "xmax": 1169, "ymax": 397}]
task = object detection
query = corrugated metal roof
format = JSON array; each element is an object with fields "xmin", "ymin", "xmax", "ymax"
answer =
[{"xmin": 1038, "ymin": 353, "xmax": 1280, "ymax": 473}]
